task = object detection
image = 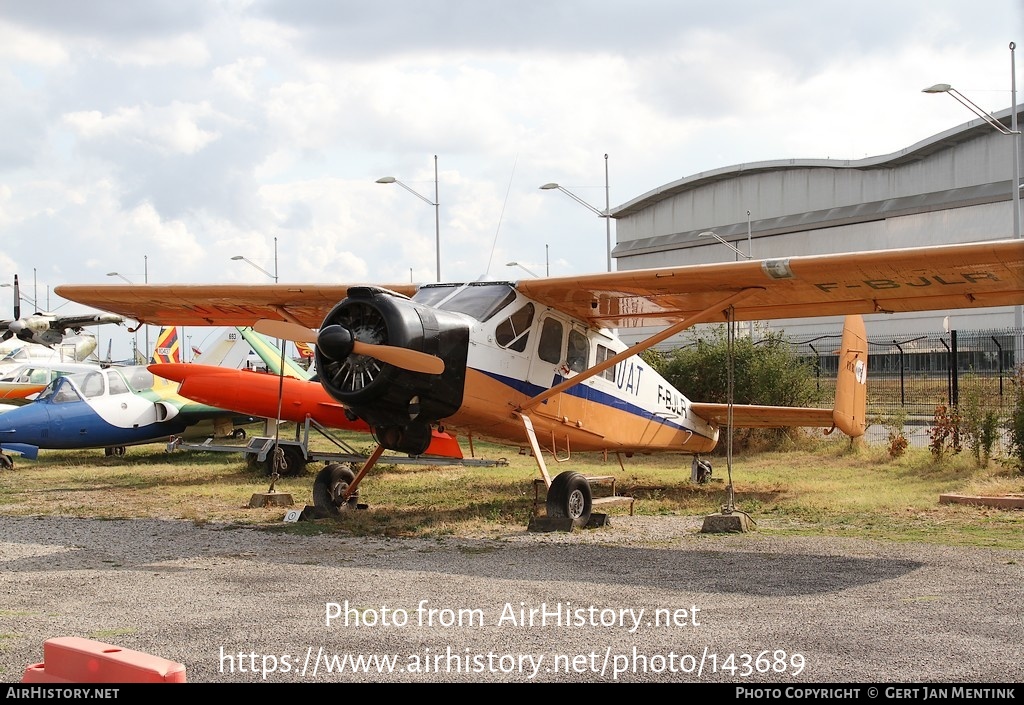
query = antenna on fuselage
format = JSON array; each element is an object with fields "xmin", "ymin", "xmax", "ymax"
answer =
[{"xmin": 481, "ymin": 153, "xmax": 518, "ymax": 280}]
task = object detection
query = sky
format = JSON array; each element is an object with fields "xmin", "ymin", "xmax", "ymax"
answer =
[{"xmin": 1, "ymin": 0, "xmax": 1022, "ymax": 360}]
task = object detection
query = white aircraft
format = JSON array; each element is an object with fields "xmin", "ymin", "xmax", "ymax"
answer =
[
  {"xmin": 55, "ymin": 238, "xmax": 1024, "ymax": 526},
  {"xmin": 1, "ymin": 275, "xmax": 124, "ymax": 348}
]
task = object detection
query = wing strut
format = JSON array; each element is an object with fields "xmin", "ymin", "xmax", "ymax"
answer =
[{"xmin": 518, "ymin": 287, "xmax": 763, "ymax": 412}]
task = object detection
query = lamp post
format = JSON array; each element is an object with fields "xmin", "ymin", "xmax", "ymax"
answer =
[
  {"xmin": 540, "ymin": 154, "xmax": 613, "ymax": 272},
  {"xmin": 923, "ymin": 42, "xmax": 1022, "ymax": 333},
  {"xmin": 505, "ymin": 261, "xmax": 540, "ymax": 278},
  {"xmin": 699, "ymin": 230, "xmax": 754, "ymax": 337},
  {"xmin": 698, "ymin": 230, "xmax": 752, "ymax": 261},
  {"xmin": 377, "ymin": 156, "xmax": 440, "ymax": 282},
  {"xmin": 231, "ymin": 237, "xmax": 279, "ymax": 283},
  {"xmin": 107, "ymin": 255, "xmax": 149, "ymax": 360}
]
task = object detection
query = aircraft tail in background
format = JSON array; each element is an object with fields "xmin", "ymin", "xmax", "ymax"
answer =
[{"xmin": 152, "ymin": 326, "xmax": 182, "ymax": 364}]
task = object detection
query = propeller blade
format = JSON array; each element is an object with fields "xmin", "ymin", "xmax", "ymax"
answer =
[
  {"xmin": 254, "ymin": 319, "xmax": 318, "ymax": 343},
  {"xmin": 317, "ymin": 324, "xmax": 444, "ymax": 375},
  {"xmin": 351, "ymin": 340, "xmax": 445, "ymax": 375},
  {"xmin": 257, "ymin": 319, "xmax": 444, "ymax": 374},
  {"xmin": 12, "ymin": 274, "xmax": 20, "ymax": 321}
]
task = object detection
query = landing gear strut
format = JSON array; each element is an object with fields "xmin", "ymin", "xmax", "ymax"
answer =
[{"xmin": 691, "ymin": 457, "xmax": 713, "ymax": 484}]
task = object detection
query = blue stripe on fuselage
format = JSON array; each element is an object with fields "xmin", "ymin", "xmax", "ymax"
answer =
[{"xmin": 478, "ymin": 370, "xmax": 694, "ymax": 433}]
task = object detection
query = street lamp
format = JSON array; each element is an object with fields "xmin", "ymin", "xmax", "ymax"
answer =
[
  {"xmin": 924, "ymin": 41, "xmax": 1022, "ymax": 333},
  {"xmin": 700, "ymin": 231, "xmax": 754, "ymax": 337},
  {"xmin": 540, "ymin": 153, "xmax": 613, "ymax": 272},
  {"xmin": 505, "ymin": 261, "xmax": 540, "ymax": 278},
  {"xmin": 231, "ymin": 237, "xmax": 278, "ymax": 283},
  {"xmin": 698, "ymin": 230, "xmax": 752, "ymax": 261},
  {"xmin": 377, "ymin": 155, "xmax": 441, "ymax": 282}
]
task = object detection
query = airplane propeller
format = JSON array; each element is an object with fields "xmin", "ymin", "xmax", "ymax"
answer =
[{"xmin": 254, "ymin": 319, "xmax": 445, "ymax": 375}]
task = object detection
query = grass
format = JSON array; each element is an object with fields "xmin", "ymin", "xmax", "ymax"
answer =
[{"xmin": 1, "ymin": 427, "xmax": 1022, "ymax": 548}]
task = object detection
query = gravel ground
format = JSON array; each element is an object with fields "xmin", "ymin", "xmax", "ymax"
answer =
[{"xmin": 1, "ymin": 513, "xmax": 1022, "ymax": 684}]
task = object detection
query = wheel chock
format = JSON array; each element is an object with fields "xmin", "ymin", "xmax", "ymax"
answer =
[{"xmin": 21, "ymin": 637, "xmax": 186, "ymax": 683}]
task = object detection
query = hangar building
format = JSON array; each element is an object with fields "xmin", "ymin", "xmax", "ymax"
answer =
[{"xmin": 610, "ymin": 106, "xmax": 1024, "ymax": 345}]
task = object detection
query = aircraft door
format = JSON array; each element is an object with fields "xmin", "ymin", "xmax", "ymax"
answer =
[{"xmin": 527, "ymin": 314, "xmax": 566, "ymax": 390}]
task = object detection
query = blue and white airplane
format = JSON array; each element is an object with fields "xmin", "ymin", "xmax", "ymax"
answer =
[{"xmin": 0, "ymin": 364, "xmax": 257, "ymax": 468}]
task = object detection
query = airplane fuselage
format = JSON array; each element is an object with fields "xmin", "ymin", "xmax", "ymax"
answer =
[
  {"xmin": 314, "ymin": 282, "xmax": 720, "ymax": 457},
  {"xmin": 0, "ymin": 366, "xmax": 249, "ymax": 454},
  {"xmin": 442, "ymin": 285, "xmax": 719, "ymax": 454}
]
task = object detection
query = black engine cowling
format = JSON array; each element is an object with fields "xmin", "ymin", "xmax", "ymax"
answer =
[{"xmin": 314, "ymin": 286, "xmax": 469, "ymax": 455}]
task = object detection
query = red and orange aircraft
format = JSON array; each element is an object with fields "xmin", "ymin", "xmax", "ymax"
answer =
[{"xmin": 57, "ymin": 238, "xmax": 1024, "ymax": 526}]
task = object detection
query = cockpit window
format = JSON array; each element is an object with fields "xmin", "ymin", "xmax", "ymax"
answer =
[
  {"xmin": 79, "ymin": 372, "xmax": 105, "ymax": 398},
  {"xmin": 413, "ymin": 283, "xmax": 517, "ymax": 322},
  {"xmin": 106, "ymin": 370, "xmax": 131, "ymax": 395},
  {"xmin": 38, "ymin": 378, "xmax": 82, "ymax": 404},
  {"xmin": 126, "ymin": 368, "xmax": 155, "ymax": 391},
  {"xmin": 494, "ymin": 303, "xmax": 535, "ymax": 352}
]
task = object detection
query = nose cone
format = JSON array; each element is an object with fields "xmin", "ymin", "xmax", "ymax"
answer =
[{"xmin": 0, "ymin": 402, "xmax": 50, "ymax": 443}]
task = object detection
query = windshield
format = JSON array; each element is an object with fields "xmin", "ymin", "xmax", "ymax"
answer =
[
  {"xmin": 36, "ymin": 377, "xmax": 83, "ymax": 404},
  {"xmin": 413, "ymin": 283, "xmax": 517, "ymax": 322}
]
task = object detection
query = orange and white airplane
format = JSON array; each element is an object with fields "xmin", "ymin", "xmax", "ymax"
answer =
[{"xmin": 56, "ymin": 238, "xmax": 1024, "ymax": 526}]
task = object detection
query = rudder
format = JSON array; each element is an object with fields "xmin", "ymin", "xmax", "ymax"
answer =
[{"xmin": 833, "ymin": 315, "xmax": 868, "ymax": 437}]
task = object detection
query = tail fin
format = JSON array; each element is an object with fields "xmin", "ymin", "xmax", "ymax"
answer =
[
  {"xmin": 833, "ymin": 315, "xmax": 868, "ymax": 437},
  {"xmin": 152, "ymin": 326, "xmax": 181, "ymax": 364}
]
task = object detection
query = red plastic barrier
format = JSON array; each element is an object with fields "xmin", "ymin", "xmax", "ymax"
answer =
[{"xmin": 22, "ymin": 637, "xmax": 186, "ymax": 683}]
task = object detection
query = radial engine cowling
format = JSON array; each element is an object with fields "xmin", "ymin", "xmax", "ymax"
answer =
[{"xmin": 314, "ymin": 286, "xmax": 469, "ymax": 455}]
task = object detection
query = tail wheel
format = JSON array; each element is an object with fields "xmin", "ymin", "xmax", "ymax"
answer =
[
  {"xmin": 320, "ymin": 301, "xmax": 388, "ymax": 396},
  {"xmin": 312, "ymin": 463, "xmax": 358, "ymax": 516},
  {"xmin": 546, "ymin": 471, "xmax": 592, "ymax": 528}
]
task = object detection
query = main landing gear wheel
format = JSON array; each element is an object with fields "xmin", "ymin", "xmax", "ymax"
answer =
[
  {"xmin": 104, "ymin": 446, "xmax": 126, "ymax": 457},
  {"xmin": 0, "ymin": 454, "xmax": 13, "ymax": 470},
  {"xmin": 546, "ymin": 471, "xmax": 592, "ymax": 528},
  {"xmin": 312, "ymin": 463, "xmax": 359, "ymax": 516}
]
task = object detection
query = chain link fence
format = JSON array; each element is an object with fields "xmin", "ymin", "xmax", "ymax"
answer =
[{"xmin": 789, "ymin": 328, "xmax": 1022, "ymax": 423}]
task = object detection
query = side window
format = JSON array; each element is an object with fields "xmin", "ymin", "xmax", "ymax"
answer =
[
  {"xmin": 537, "ymin": 317, "xmax": 564, "ymax": 364},
  {"xmin": 566, "ymin": 329, "xmax": 589, "ymax": 373},
  {"xmin": 106, "ymin": 371, "xmax": 130, "ymax": 395},
  {"xmin": 596, "ymin": 344, "xmax": 618, "ymax": 382},
  {"xmin": 80, "ymin": 372, "xmax": 105, "ymax": 398},
  {"xmin": 494, "ymin": 303, "xmax": 535, "ymax": 353}
]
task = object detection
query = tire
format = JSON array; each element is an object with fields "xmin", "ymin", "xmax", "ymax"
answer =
[
  {"xmin": 104, "ymin": 447, "xmax": 126, "ymax": 457},
  {"xmin": 312, "ymin": 463, "xmax": 358, "ymax": 516},
  {"xmin": 0, "ymin": 454, "xmax": 13, "ymax": 471},
  {"xmin": 546, "ymin": 471, "xmax": 592, "ymax": 528},
  {"xmin": 264, "ymin": 444, "xmax": 306, "ymax": 476},
  {"xmin": 232, "ymin": 428, "xmax": 247, "ymax": 440}
]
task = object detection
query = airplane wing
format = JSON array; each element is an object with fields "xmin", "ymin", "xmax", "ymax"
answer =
[
  {"xmin": 50, "ymin": 283, "xmax": 418, "ymax": 329},
  {"xmin": 516, "ymin": 238, "xmax": 1024, "ymax": 328},
  {"xmin": 53, "ymin": 240, "xmax": 1022, "ymax": 329}
]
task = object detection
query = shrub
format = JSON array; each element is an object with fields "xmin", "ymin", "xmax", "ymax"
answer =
[
  {"xmin": 649, "ymin": 325, "xmax": 819, "ymax": 452},
  {"xmin": 928, "ymin": 404, "xmax": 962, "ymax": 460}
]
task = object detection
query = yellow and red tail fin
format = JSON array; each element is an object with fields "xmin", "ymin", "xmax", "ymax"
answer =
[
  {"xmin": 832, "ymin": 315, "xmax": 868, "ymax": 437},
  {"xmin": 152, "ymin": 326, "xmax": 181, "ymax": 364}
]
